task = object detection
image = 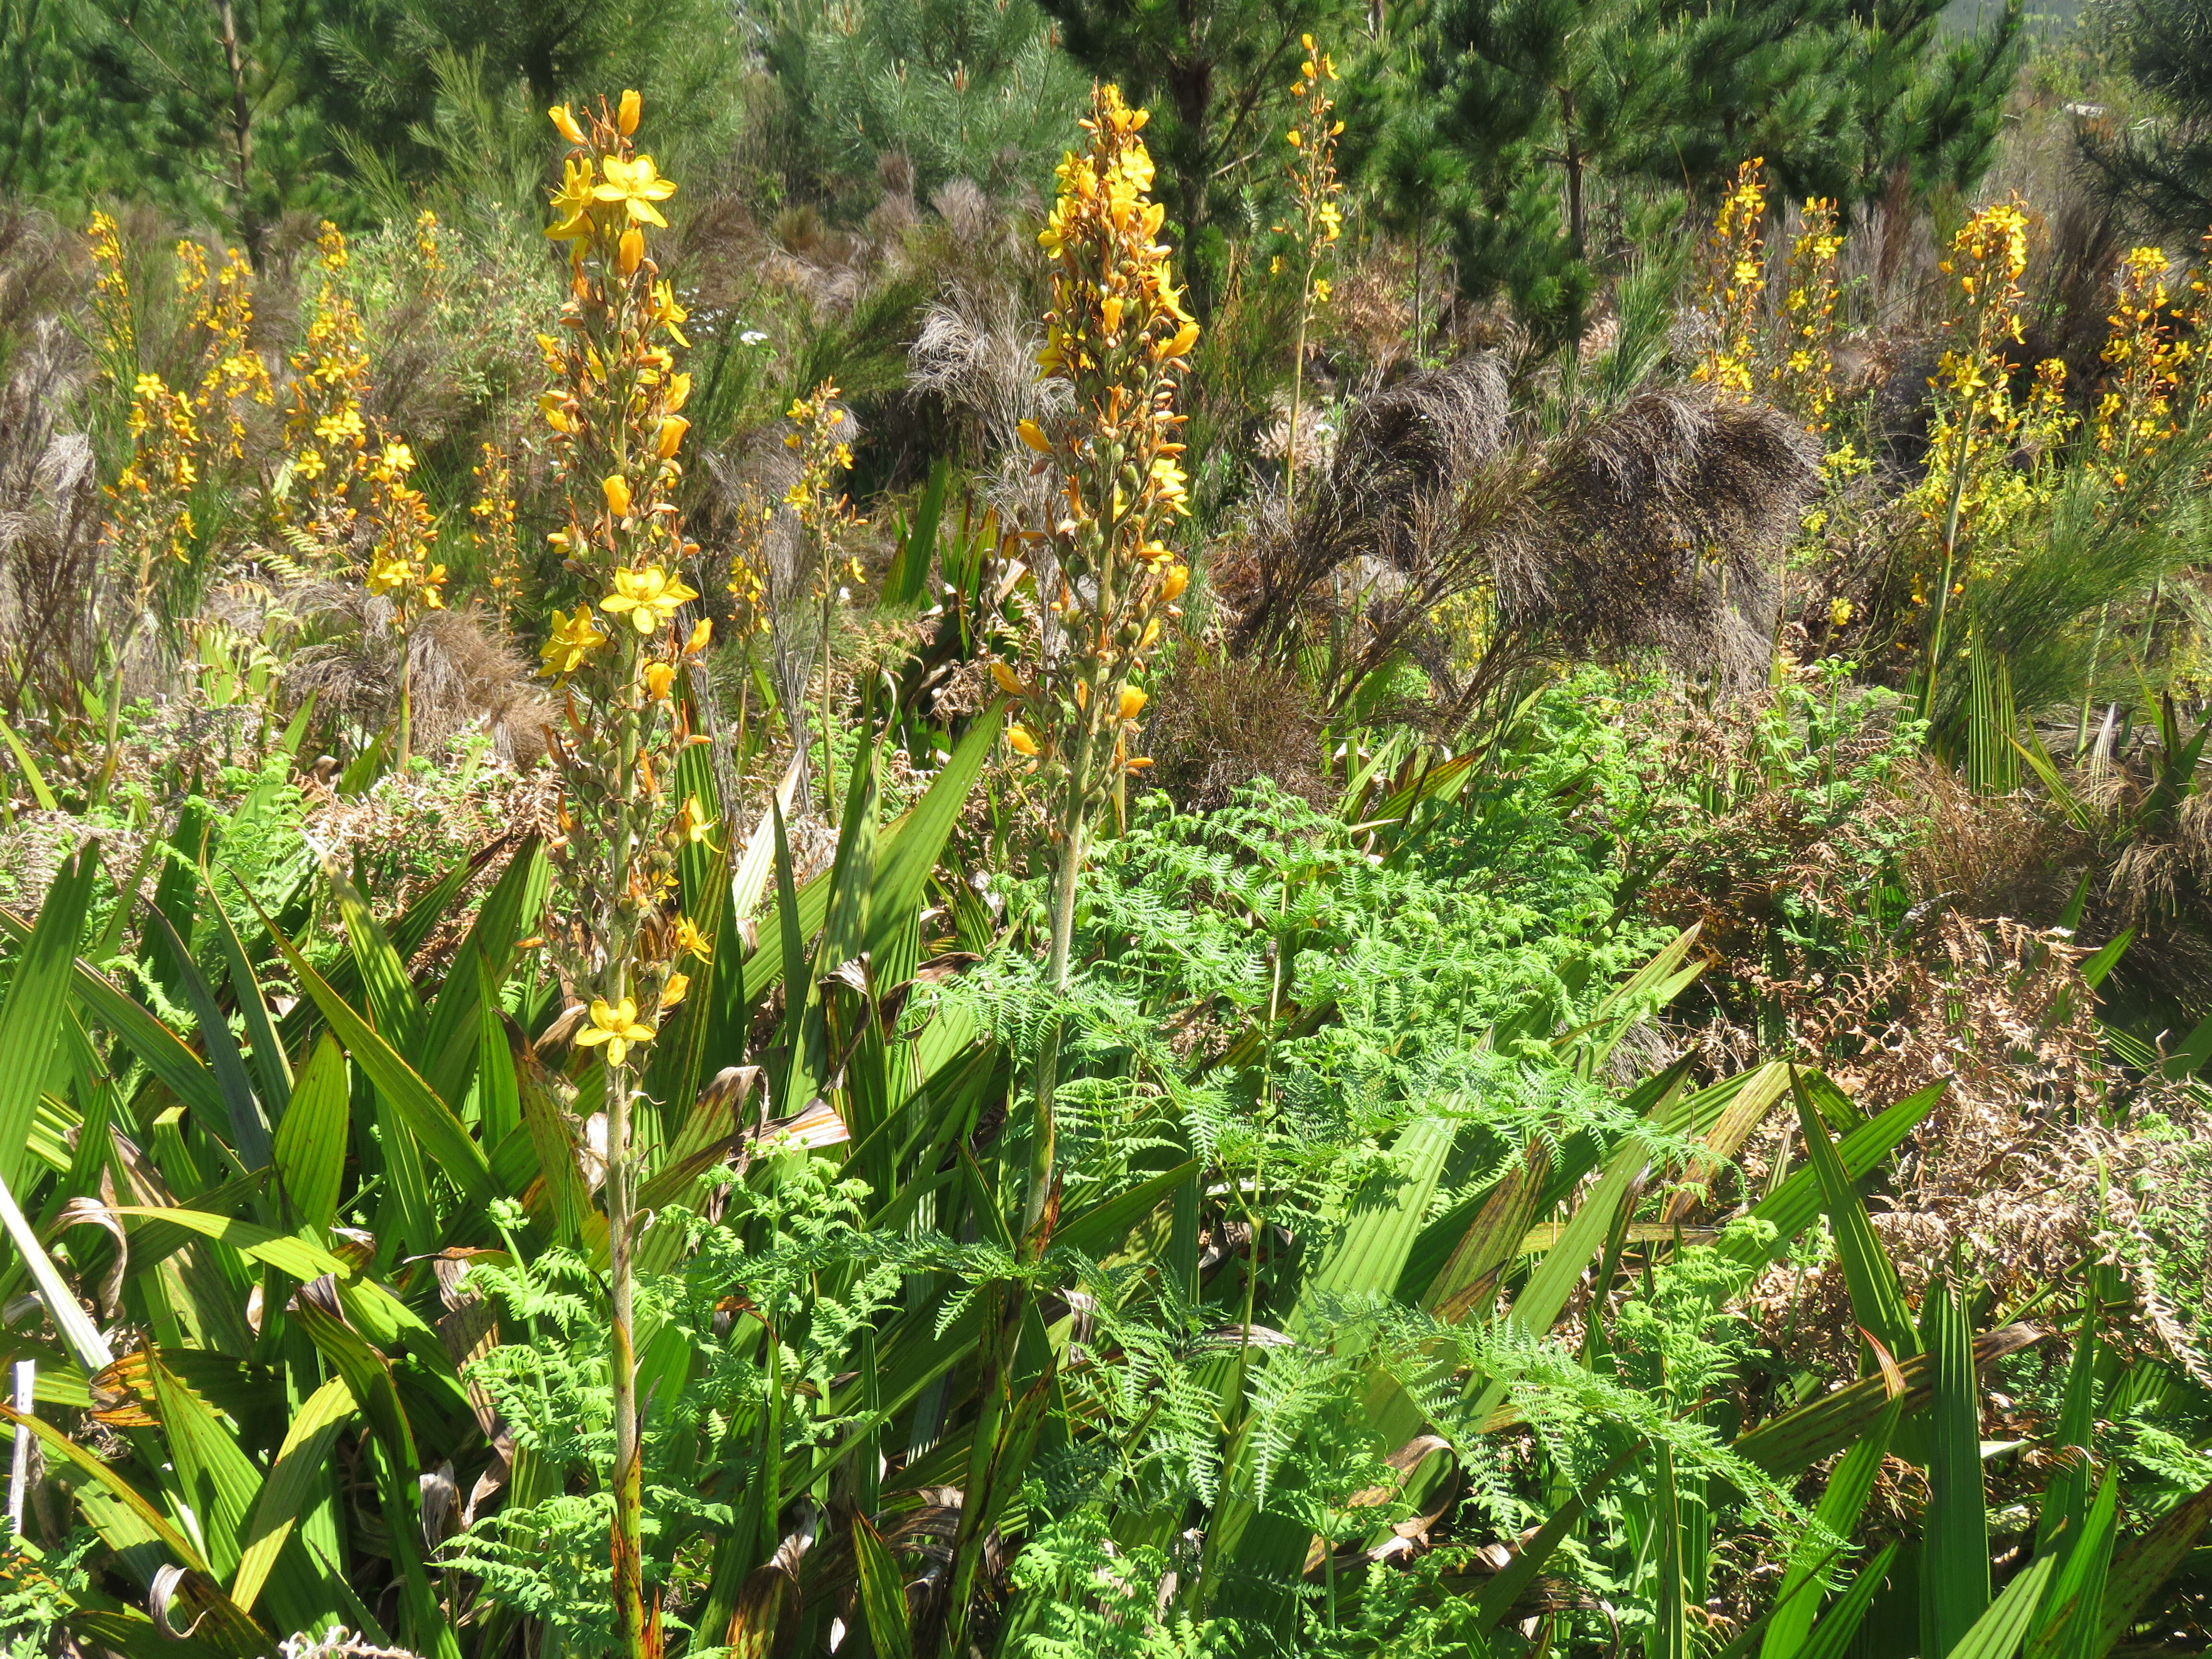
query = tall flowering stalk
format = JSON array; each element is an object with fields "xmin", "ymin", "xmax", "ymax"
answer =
[
  {"xmin": 782, "ymin": 380, "xmax": 862, "ymax": 819},
  {"xmin": 471, "ymin": 437, "xmax": 525, "ymax": 626},
  {"xmin": 1691, "ymin": 159, "xmax": 1768, "ymax": 402},
  {"xmin": 1006, "ymin": 83, "xmax": 1196, "ymax": 1232},
  {"xmin": 1916, "ymin": 199, "xmax": 2044, "ymax": 718},
  {"xmin": 536, "ymin": 89, "xmax": 706, "ymax": 1659},
  {"xmin": 2095, "ymin": 246, "xmax": 2183, "ymax": 492},
  {"xmin": 90, "ymin": 221, "xmax": 271, "ymax": 795},
  {"xmin": 1279, "ymin": 36, "xmax": 1343, "ymax": 509},
  {"xmin": 1773, "ymin": 198, "xmax": 1845, "ymax": 432},
  {"xmin": 281, "ymin": 223, "xmax": 374, "ymax": 558}
]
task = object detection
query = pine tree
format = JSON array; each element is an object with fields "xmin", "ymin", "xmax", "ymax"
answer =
[
  {"xmin": 2082, "ymin": 0, "xmax": 2210, "ymax": 231},
  {"xmin": 759, "ymin": 0, "xmax": 1090, "ymax": 208},
  {"xmin": 73, "ymin": 0, "xmax": 345, "ymax": 259},
  {"xmin": 1037, "ymin": 0, "xmax": 1366, "ymax": 257}
]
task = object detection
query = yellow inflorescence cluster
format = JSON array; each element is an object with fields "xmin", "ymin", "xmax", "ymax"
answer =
[
  {"xmin": 92, "ymin": 219, "xmax": 273, "ymax": 578},
  {"xmin": 1277, "ymin": 35, "xmax": 1344, "ymax": 504},
  {"xmin": 783, "ymin": 379, "xmax": 863, "ymax": 590},
  {"xmin": 1775, "ymin": 197, "xmax": 1845, "ymax": 433},
  {"xmin": 2095, "ymin": 245, "xmax": 2185, "ymax": 491},
  {"xmin": 472, "ymin": 438, "xmax": 525, "ymax": 623},
  {"xmin": 1914, "ymin": 198, "xmax": 2070, "ymax": 600},
  {"xmin": 282, "ymin": 223, "xmax": 374, "ymax": 553},
  {"xmin": 1692, "ymin": 158, "xmax": 1768, "ymax": 403},
  {"xmin": 533, "ymin": 87, "xmax": 713, "ymax": 1061},
  {"xmin": 1006, "ymin": 83, "xmax": 1197, "ymax": 799}
]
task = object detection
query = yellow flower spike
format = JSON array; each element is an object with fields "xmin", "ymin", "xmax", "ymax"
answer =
[
  {"xmin": 619, "ymin": 228, "xmax": 645, "ymax": 275},
  {"xmin": 603, "ymin": 474, "xmax": 633, "ymax": 517},
  {"xmin": 659, "ymin": 972, "xmax": 689, "ymax": 1009},
  {"xmin": 1017, "ymin": 418, "xmax": 1052, "ymax": 453},
  {"xmin": 550, "ymin": 105, "xmax": 585, "ymax": 144},
  {"xmin": 1117, "ymin": 687, "xmax": 1147, "ymax": 722},
  {"xmin": 1007, "ymin": 724, "xmax": 1040, "ymax": 757},
  {"xmin": 643, "ymin": 661, "xmax": 676, "ymax": 700},
  {"xmin": 685, "ymin": 617, "xmax": 713, "ymax": 655},
  {"xmin": 673, "ymin": 915, "xmax": 713, "ymax": 962},
  {"xmin": 594, "ymin": 155, "xmax": 677, "ymax": 226},
  {"xmin": 618, "ymin": 89, "xmax": 642, "ymax": 135},
  {"xmin": 541, "ymin": 605, "xmax": 609, "ymax": 677},
  {"xmin": 574, "ymin": 997, "xmax": 655, "ymax": 1067},
  {"xmin": 656, "ymin": 416, "xmax": 689, "ymax": 458}
]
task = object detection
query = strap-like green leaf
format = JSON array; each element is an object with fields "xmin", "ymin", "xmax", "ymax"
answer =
[{"xmin": 230, "ymin": 1377, "xmax": 355, "ymax": 1615}]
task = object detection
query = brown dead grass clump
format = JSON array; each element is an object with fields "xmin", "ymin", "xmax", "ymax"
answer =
[
  {"xmin": 1145, "ymin": 653, "xmax": 1328, "ymax": 813},
  {"xmin": 1737, "ymin": 915, "xmax": 2212, "ymax": 1386}
]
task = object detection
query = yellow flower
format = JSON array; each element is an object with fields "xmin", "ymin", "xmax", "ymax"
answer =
[
  {"xmin": 675, "ymin": 794, "xmax": 718, "ymax": 848},
  {"xmin": 1008, "ymin": 724, "xmax": 1040, "ymax": 757},
  {"xmin": 991, "ymin": 661, "xmax": 1031, "ymax": 697},
  {"xmin": 603, "ymin": 474, "xmax": 634, "ymax": 517},
  {"xmin": 545, "ymin": 158, "xmax": 597, "ymax": 243},
  {"xmin": 601, "ymin": 565, "xmax": 699, "ymax": 632},
  {"xmin": 673, "ymin": 915, "xmax": 713, "ymax": 962},
  {"xmin": 1160, "ymin": 564, "xmax": 1189, "ymax": 603},
  {"xmin": 541, "ymin": 605, "xmax": 608, "ymax": 676},
  {"xmin": 666, "ymin": 372, "xmax": 692, "ymax": 412},
  {"xmin": 618, "ymin": 228, "xmax": 645, "ymax": 275},
  {"xmin": 1829, "ymin": 597, "xmax": 1855, "ymax": 627},
  {"xmin": 1312, "ymin": 277, "xmax": 1332, "ymax": 305},
  {"xmin": 618, "ymin": 89, "xmax": 642, "ymax": 136},
  {"xmin": 656, "ymin": 416, "xmax": 689, "ymax": 458},
  {"xmin": 549, "ymin": 105, "xmax": 585, "ymax": 144},
  {"xmin": 643, "ymin": 660, "xmax": 676, "ymax": 700},
  {"xmin": 1117, "ymin": 687, "xmax": 1147, "ymax": 721},
  {"xmin": 685, "ymin": 617, "xmax": 713, "ymax": 655},
  {"xmin": 365, "ymin": 554, "xmax": 411, "ymax": 595},
  {"xmin": 1018, "ymin": 418, "xmax": 1052, "ymax": 454},
  {"xmin": 575, "ymin": 997, "xmax": 654, "ymax": 1066},
  {"xmin": 659, "ymin": 971, "xmax": 689, "ymax": 1009},
  {"xmin": 595, "ymin": 156, "xmax": 677, "ymax": 227}
]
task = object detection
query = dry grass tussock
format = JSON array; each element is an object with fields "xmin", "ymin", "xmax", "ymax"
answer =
[
  {"xmin": 1143, "ymin": 653, "xmax": 1328, "ymax": 812},
  {"xmin": 286, "ymin": 596, "xmax": 551, "ymax": 766},
  {"xmin": 1226, "ymin": 369, "xmax": 1820, "ymax": 710}
]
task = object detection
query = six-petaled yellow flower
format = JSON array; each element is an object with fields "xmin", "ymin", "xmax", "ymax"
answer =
[
  {"xmin": 594, "ymin": 155, "xmax": 676, "ymax": 226},
  {"xmin": 600, "ymin": 565, "xmax": 698, "ymax": 632},
  {"xmin": 575, "ymin": 997, "xmax": 655, "ymax": 1066},
  {"xmin": 541, "ymin": 605, "xmax": 608, "ymax": 676}
]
